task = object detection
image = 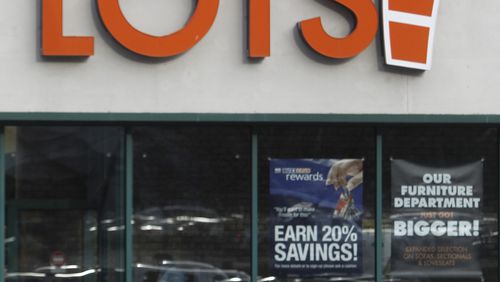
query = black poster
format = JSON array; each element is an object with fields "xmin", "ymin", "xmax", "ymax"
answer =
[{"xmin": 390, "ymin": 159, "xmax": 483, "ymax": 278}]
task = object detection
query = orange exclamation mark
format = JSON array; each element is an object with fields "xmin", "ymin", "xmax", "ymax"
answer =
[{"xmin": 382, "ymin": 0, "xmax": 440, "ymax": 70}]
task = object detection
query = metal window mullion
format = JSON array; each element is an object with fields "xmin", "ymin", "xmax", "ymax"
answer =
[
  {"xmin": 0, "ymin": 127, "xmax": 4, "ymax": 282},
  {"xmin": 376, "ymin": 133, "xmax": 383, "ymax": 282},
  {"xmin": 251, "ymin": 131, "xmax": 259, "ymax": 282},
  {"xmin": 498, "ymin": 130, "xmax": 500, "ymax": 282},
  {"xmin": 6, "ymin": 205, "xmax": 17, "ymax": 275},
  {"xmin": 125, "ymin": 130, "xmax": 133, "ymax": 282}
]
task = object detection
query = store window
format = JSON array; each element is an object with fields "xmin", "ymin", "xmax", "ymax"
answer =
[
  {"xmin": 258, "ymin": 126, "xmax": 376, "ymax": 281},
  {"xmin": 382, "ymin": 126, "xmax": 498, "ymax": 282},
  {"xmin": 132, "ymin": 126, "xmax": 252, "ymax": 282},
  {"xmin": 4, "ymin": 126, "xmax": 125, "ymax": 282},
  {"xmin": 0, "ymin": 121, "xmax": 499, "ymax": 282}
]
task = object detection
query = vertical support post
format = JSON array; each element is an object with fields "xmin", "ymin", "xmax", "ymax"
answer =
[
  {"xmin": 0, "ymin": 127, "xmax": 4, "ymax": 282},
  {"xmin": 0, "ymin": 128, "xmax": 5, "ymax": 282},
  {"xmin": 125, "ymin": 130, "xmax": 133, "ymax": 282},
  {"xmin": 375, "ymin": 133, "xmax": 383, "ymax": 282},
  {"xmin": 251, "ymin": 131, "xmax": 259, "ymax": 282},
  {"xmin": 498, "ymin": 131, "xmax": 500, "ymax": 282},
  {"xmin": 83, "ymin": 212, "xmax": 96, "ymax": 282},
  {"xmin": 6, "ymin": 205, "xmax": 17, "ymax": 274}
]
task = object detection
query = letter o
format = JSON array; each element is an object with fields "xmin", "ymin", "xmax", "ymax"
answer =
[
  {"xmin": 423, "ymin": 173, "xmax": 433, "ymax": 184},
  {"xmin": 97, "ymin": 0, "xmax": 219, "ymax": 58}
]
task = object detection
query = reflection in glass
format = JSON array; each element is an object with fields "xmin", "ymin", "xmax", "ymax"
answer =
[
  {"xmin": 132, "ymin": 127, "xmax": 251, "ymax": 282},
  {"xmin": 4, "ymin": 126, "xmax": 125, "ymax": 282}
]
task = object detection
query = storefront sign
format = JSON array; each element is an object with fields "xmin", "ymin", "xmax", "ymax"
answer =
[
  {"xmin": 40, "ymin": 0, "xmax": 439, "ymax": 70},
  {"xmin": 382, "ymin": 0, "xmax": 440, "ymax": 70},
  {"xmin": 390, "ymin": 160, "xmax": 482, "ymax": 278},
  {"xmin": 269, "ymin": 159, "xmax": 364, "ymax": 277}
]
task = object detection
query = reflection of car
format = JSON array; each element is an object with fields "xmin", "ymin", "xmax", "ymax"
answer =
[
  {"xmin": 5, "ymin": 265, "xmax": 98, "ymax": 281},
  {"xmin": 134, "ymin": 261, "xmax": 249, "ymax": 282},
  {"xmin": 134, "ymin": 206, "xmax": 233, "ymax": 236},
  {"xmin": 220, "ymin": 270, "xmax": 250, "ymax": 282}
]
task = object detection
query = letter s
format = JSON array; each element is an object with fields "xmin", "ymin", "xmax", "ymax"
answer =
[
  {"xmin": 274, "ymin": 243, "xmax": 287, "ymax": 262},
  {"xmin": 97, "ymin": 0, "xmax": 219, "ymax": 58},
  {"xmin": 298, "ymin": 0, "xmax": 378, "ymax": 59}
]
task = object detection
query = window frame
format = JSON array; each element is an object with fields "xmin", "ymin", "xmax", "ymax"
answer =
[{"xmin": 0, "ymin": 113, "xmax": 499, "ymax": 282}]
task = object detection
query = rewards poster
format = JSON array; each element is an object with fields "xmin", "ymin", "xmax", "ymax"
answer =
[{"xmin": 270, "ymin": 159, "xmax": 364, "ymax": 277}]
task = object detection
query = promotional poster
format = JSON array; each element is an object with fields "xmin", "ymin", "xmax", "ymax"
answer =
[
  {"xmin": 269, "ymin": 159, "xmax": 364, "ymax": 277},
  {"xmin": 390, "ymin": 159, "xmax": 483, "ymax": 278}
]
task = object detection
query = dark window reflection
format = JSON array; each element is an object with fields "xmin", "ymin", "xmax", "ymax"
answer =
[
  {"xmin": 132, "ymin": 126, "xmax": 251, "ymax": 282},
  {"xmin": 4, "ymin": 126, "xmax": 125, "ymax": 282}
]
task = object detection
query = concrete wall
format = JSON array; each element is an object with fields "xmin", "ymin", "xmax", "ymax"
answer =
[{"xmin": 0, "ymin": 0, "xmax": 499, "ymax": 114}]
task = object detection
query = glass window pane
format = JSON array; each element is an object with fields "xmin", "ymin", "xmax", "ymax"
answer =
[
  {"xmin": 258, "ymin": 126, "xmax": 376, "ymax": 282},
  {"xmin": 382, "ymin": 126, "xmax": 498, "ymax": 282},
  {"xmin": 4, "ymin": 126, "xmax": 125, "ymax": 282},
  {"xmin": 132, "ymin": 126, "xmax": 252, "ymax": 282}
]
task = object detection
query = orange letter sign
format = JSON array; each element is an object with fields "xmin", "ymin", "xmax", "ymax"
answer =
[
  {"xmin": 42, "ymin": 0, "xmax": 94, "ymax": 56},
  {"xmin": 97, "ymin": 0, "xmax": 219, "ymax": 58},
  {"xmin": 249, "ymin": 0, "xmax": 270, "ymax": 57},
  {"xmin": 382, "ymin": 0, "xmax": 440, "ymax": 70},
  {"xmin": 298, "ymin": 0, "xmax": 378, "ymax": 59}
]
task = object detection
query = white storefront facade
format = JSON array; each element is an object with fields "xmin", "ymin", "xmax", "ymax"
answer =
[{"xmin": 0, "ymin": 1, "xmax": 499, "ymax": 282}]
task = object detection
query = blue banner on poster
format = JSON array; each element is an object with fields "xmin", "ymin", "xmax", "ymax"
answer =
[{"xmin": 270, "ymin": 159, "xmax": 364, "ymax": 277}]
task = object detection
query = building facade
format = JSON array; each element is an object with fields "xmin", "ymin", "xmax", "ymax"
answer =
[{"xmin": 1, "ymin": 0, "xmax": 500, "ymax": 281}]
